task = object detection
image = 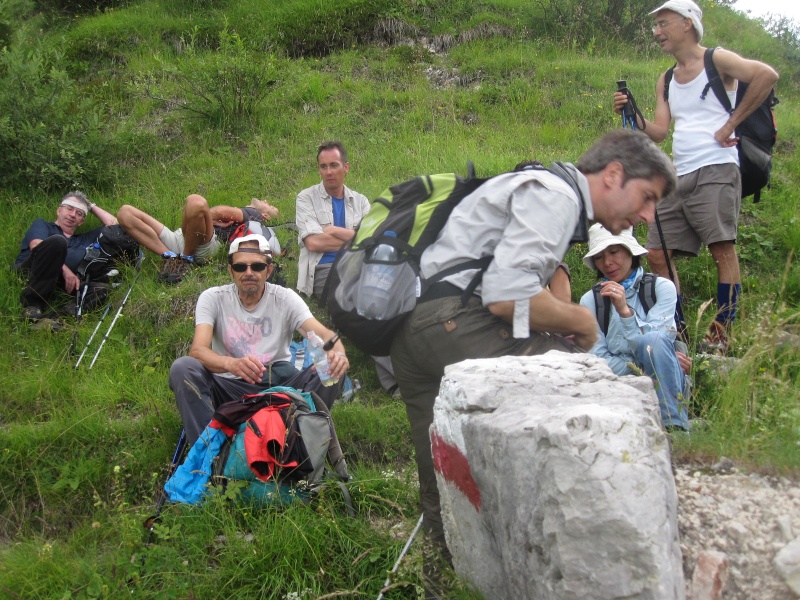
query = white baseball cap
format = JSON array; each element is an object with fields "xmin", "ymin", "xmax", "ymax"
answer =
[
  {"xmin": 650, "ymin": 0, "xmax": 703, "ymax": 41},
  {"xmin": 583, "ymin": 223, "xmax": 648, "ymax": 270},
  {"xmin": 229, "ymin": 234, "xmax": 273, "ymax": 256}
]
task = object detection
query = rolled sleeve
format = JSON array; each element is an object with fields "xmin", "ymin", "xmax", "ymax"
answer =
[{"xmin": 295, "ymin": 187, "xmax": 326, "ymax": 242}]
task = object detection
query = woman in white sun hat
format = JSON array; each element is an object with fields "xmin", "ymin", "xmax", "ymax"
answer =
[{"xmin": 579, "ymin": 223, "xmax": 690, "ymax": 431}]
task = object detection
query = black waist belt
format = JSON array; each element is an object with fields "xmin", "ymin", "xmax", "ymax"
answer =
[
  {"xmin": 420, "ymin": 281, "xmax": 483, "ymax": 306},
  {"xmin": 419, "ymin": 281, "xmax": 464, "ymax": 303}
]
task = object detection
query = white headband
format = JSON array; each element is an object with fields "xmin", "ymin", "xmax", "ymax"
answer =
[{"xmin": 61, "ymin": 198, "xmax": 89, "ymax": 215}]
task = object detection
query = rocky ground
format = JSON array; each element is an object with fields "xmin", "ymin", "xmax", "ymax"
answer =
[{"xmin": 675, "ymin": 458, "xmax": 800, "ymax": 599}]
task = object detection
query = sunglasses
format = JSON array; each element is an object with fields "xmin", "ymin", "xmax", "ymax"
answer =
[{"xmin": 231, "ymin": 262, "xmax": 270, "ymax": 273}]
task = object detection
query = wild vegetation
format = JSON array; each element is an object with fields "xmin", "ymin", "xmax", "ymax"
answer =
[{"xmin": 1, "ymin": 0, "xmax": 798, "ymax": 597}]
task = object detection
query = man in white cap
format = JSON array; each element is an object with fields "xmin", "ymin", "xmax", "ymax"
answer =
[
  {"xmin": 169, "ymin": 234, "xmax": 349, "ymax": 445},
  {"xmin": 614, "ymin": 0, "xmax": 778, "ymax": 353},
  {"xmin": 14, "ymin": 191, "xmax": 118, "ymax": 324}
]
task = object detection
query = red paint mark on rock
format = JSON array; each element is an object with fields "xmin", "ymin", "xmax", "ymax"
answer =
[{"xmin": 431, "ymin": 431, "xmax": 482, "ymax": 511}]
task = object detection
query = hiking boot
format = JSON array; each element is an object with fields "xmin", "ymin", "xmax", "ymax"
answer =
[
  {"xmin": 157, "ymin": 256, "xmax": 193, "ymax": 284},
  {"xmin": 31, "ymin": 317, "xmax": 64, "ymax": 332},
  {"xmin": 697, "ymin": 321, "xmax": 729, "ymax": 355},
  {"xmin": 22, "ymin": 306, "xmax": 43, "ymax": 322}
]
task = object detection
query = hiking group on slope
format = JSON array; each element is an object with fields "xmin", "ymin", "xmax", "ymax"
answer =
[{"xmin": 10, "ymin": 0, "xmax": 779, "ymax": 583}]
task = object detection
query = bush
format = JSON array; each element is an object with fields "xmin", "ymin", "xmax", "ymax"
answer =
[
  {"xmin": 141, "ymin": 24, "xmax": 281, "ymax": 136},
  {"xmin": 0, "ymin": 38, "xmax": 116, "ymax": 191},
  {"xmin": 534, "ymin": 0, "xmax": 655, "ymax": 49}
]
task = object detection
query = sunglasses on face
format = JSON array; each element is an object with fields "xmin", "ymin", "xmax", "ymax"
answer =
[{"xmin": 231, "ymin": 262, "xmax": 270, "ymax": 273}]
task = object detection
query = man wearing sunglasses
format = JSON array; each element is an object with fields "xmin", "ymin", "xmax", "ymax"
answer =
[
  {"xmin": 169, "ymin": 234, "xmax": 349, "ymax": 445},
  {"xmin": 613, "ymin": 0, "xmax": 778, "ymax": 353}
]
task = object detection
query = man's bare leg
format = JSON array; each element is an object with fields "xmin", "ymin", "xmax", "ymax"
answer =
[
  {"xmin": 117, "ymin": 205, "xmax": 171, "ymax": 256},
  {"xmin": 180, "ymin": 194, "xmax": 215, "ymax": 258},
  {"xmin": 646, "ymin": 247, "xmax": 680, "ymax": 293}
]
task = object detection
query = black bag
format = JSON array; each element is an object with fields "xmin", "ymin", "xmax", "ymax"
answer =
[
  {"xmin": 323, "ymin": 172, "xmax": 489, "ymax": 356},
  {"xmin": 664, "ymin": 47, "xmax": 778, "ymax": 202},
  {"xmin": 76, "ymin": 224, "xmax": 140, "ymax": 282}
]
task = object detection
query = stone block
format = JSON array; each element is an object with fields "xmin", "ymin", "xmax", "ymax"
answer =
[{"xmin": 432, "ymin": 352, "xmax": 684, "ymax": 600}]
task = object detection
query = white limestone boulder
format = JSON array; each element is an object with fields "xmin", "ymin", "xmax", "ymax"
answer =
[{"xmin": 432, "ymin": 351, "xmax": 683, "ymax": 600}]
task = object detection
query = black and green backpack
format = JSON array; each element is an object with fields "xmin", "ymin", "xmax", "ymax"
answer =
[{"xmin": 324, "ymin": 163, "xmax": 585, "ymax": 356}]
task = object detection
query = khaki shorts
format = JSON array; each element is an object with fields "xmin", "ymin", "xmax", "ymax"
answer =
[
  {"xmin": 646, "ymin": 163, "xmax": 741, "ymax": 257},
  {"xmin": 159, "ymin": 227, "xmax": 221, "ymax": 263}
]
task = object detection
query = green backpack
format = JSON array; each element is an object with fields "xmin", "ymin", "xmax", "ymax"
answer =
[{"xmin": 324, "ymin": 163, "xmax": 585, "ymax": 356}]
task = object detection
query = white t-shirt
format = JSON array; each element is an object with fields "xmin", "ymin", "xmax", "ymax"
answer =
[{"xmin": 195, "ymin": 283, "xmax": 313, "ymax": 377}]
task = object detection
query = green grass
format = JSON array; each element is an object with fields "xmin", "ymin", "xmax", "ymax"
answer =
[{"xmin": 1, "ymin": 0, "xmax": 799, "ymax": 597}]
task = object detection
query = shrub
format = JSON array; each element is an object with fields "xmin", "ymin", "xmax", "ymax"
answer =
[
  {"xmin": 0, "ymin": 38, "xmax": 116, "ymax": 191},
  {"xmin": 141, "ymin": 23, "xmax": 281, "ymax": 135},
  {"xmin": 534, "ymin": 0, "xmax": 655, "ymax": 49}
]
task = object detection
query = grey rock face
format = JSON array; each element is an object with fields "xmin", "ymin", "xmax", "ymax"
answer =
[{"xmin": 432, "ymin": 352, "xmax": 684, "ymax": 600}]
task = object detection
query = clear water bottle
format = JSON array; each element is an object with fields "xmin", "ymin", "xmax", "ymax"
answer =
[
  {"xmin": 357, "ymin": 231, "xmax": 401, "ymax": 319},
  {"xmin": 308, "ymin": 331, "xmax": 338, "ymax": 387},
  {"xmin": 78, "ymin": 242, "xmax": 102, "ymax": 279}
]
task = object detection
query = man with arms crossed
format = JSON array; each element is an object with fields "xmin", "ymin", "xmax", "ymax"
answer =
[{"xmin": 296, "ymin": 141, "xmax": 398, "ymax": 395}]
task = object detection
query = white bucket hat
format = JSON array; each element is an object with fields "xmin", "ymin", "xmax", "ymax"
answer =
[
  {"xmin": 229, "ymin": 233, "xmax": 273, "ymax": 256},
  {"xmin": 583, "ymin": 223, "xmax": 648, "ymax": 270},
  {"xmin": 650, "ymin": 0, "xmax": 703, "ymax": 41}
]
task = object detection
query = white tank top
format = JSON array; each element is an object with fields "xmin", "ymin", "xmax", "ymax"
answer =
[{"xmin": 669, "ymin": 68, "xmax": 739, "ymax": 176}]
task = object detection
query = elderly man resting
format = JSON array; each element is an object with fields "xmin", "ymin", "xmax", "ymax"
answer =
[{"xmin": 170, "ymin": 234, "xmax": 349, "ymax": 445}]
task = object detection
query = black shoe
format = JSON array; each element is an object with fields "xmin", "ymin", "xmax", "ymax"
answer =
[
  {"xmin": 22, "ymin": 306, "xmax": 43, "ymax": 322},
  {"xmin": 157, "ymin": 256, "xmax": 194, "ymax": 284}
]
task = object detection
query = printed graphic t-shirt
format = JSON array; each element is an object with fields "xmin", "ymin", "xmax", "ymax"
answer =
[{"xmin": 195, "ymin": 283, "xmax": 313, "ymax": 377}]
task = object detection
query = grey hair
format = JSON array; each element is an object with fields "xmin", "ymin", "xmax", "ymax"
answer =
[
  {"xmin": 577, "ymin": 129, "xmax": 677, "ymax": 198},
  {"xmin": 61, "ymin": 191, "xmax": 89, "ymax": 205}
]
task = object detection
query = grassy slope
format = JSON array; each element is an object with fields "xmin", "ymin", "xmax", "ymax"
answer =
[{"xmin": 1, "ymin": 0, "xmax": 798, "ymax": 597}]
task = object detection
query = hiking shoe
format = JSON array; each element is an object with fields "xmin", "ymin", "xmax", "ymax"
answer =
[
  {"xmin": 697, "ymin": 321, "xmax": 729, "ymax": 355},
  {"xmin": 31, "ymin": 317, "xmax": 64, "ymax": 332},
  {"xmin": 22, "ymin": 306, "xmax": 43, "ymax": 322},
  {"xmin": 157, "ymin": 256, "xmax": 193, "ymax": 284}
]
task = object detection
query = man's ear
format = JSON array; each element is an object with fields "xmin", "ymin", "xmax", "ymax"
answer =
[{"xmin": 603, "ymin": 161, "xmax": 624, "ymax": 190}]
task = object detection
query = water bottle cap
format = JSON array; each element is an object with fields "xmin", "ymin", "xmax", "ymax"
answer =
[{"xmin": 384, "ymin": 231, "xmax": 397, "ymax": 238}]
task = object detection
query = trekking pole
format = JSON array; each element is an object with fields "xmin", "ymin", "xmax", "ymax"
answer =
[
  {"xmin": 143, "ymin": 429, "xmax": 187, "ymax": 547},
  {"xmin": 74, "ymin": 303, "xmax": 111, "ymax": 369},
  {"xmin": 376, "ymin": 514, "xmax": 424, "ymax": 600},
  {"xmin": 617, "ymin": 80, "xmax": 686, "ymax": 339},
  {"xmin": 73, "ymin": 269, "xmax": 119, "ymax": 369},
  {"xmin": 88, "ymin": 250, "xmax": 144, "ymax": 370},
  {"xmin": 68, "ymin": 277, "xmax": 91, "ymax": 358},
  {"xmin": 617, "ymin": 80, "xmax": 646, "ymax": 131},
  {"xmin": 653, "ymin": 211, "xmax": 689, "ymax": 341}
]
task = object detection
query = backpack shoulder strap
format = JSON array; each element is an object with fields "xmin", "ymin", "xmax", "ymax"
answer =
[
  {"xmin": 702, "ymin": 47, "xmax": 734, "ymax": 114},
  {"xmin": 637, "ymin": 272, "xmax": 659, "ymax": 315},
  {"xmin": 592, "ymin": 282, "xmax": 612, "ymax": 336},
  {"xmin": 663, "ymin": 65, "xmax": 676, "ymax": 102},
  {"xmin": 548, "ymin": 162, "xmax": 589, "ymax": 244}
]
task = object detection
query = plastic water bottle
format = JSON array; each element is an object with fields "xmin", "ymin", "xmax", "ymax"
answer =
[
  {"xmin": 357, "ymin": 231, "xmax": 401, "ymax": 319},
  {"xmin": 308, "ymin": 331, "xmax": 338, "ymax": 387}
]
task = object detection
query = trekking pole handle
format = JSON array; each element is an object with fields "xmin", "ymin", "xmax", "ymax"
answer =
[{"xmin": 616, "ymin": 81, "xmax": 633, "ymax": 125}]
